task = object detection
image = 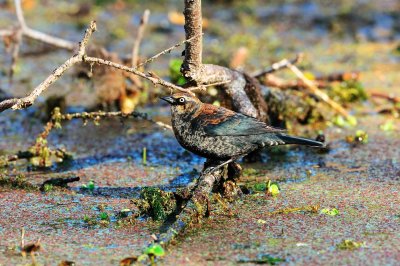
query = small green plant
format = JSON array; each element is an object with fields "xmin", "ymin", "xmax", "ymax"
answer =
[
  {"xmin": 99, "ymin": 212, "xmax": 109, "ymax": 221},
  {"xmin": 332, "ymin": 115, "xmax": 357, "ymax": 128},
  {"xmin": 145, "ymin": 244, "xmax": 165, "ymax": 257},
  {"xmin": 81, "ymin": 180, "xmax": 95, "ymax": 191},
  {"xmin": 267, "ymin": 180, "xmax": 280, "ymax": 197},
  {"xmin": 321, "ymin": 208, "xmax": 339, "ymax": 216},
  {"xmin": 143, "ymin": 244, "xmax": 165, "ymax": 264},
  {"xmin": 252, "ymin": 182, "xmax": 266, "ymax": 192},
  {"xmin": 43, "ymin": 183, "xmax": 54, "ymax": 192}
]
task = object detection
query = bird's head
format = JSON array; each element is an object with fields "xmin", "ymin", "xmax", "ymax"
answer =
[{"xmin": 161, "ymin": 92, "xmax": 202, "ymax": 114}]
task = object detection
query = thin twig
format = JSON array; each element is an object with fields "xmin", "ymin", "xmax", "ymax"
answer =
[
  {"xmin": 252, "ymin": 53, "xmax": 303, "ymax": 78},
  {"xmin": 84, "ymin": 56, "xmax": 197, "ymax": 94},
  {"xmin": 59, "ymin": 110, "xmax": 172, "ymax": 130},
  {"xmin": 137, "ymin": 34, "xmax": 201, "ymax": 68},
  {"xmin": 13, "ymin": 0, "xmax": 76, "ymax": 50},
  {"xmin": 370, "ymin": 91, "xmax": 400, "ymax": 103},
  {"xmin": 132, "ymin": 9, "xmax": 150, "ymax": 67},
  {"xmin": 0, "ymin": 29, "xmax": 15, "ymax": 36},
  {"xmin": 286, "ymin": 62, "xmax": 351, "ymax": 119},
  {"xmin": 9, "ymin": 29, "xmax": 23, "ymax": 82}
]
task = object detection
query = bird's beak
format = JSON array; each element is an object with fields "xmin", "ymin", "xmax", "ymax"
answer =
[{"xmin": 160, "ymin": 96, "xmax": 175, "ymax": 105}]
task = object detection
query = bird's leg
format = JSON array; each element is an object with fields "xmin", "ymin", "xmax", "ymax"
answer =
[{"xmin": 202, "ymin": 157, "xmax": 238, "ymax": 175}]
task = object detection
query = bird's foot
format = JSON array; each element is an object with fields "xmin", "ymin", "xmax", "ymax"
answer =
[{"xmin": 202, "ymin": 158, "xmax": 236, "ymax": 176}]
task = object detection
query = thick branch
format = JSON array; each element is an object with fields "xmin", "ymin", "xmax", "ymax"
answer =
[
  {"xmin": 157, "ymin": 162, "xmax": 226, "ymax": 247},
  {"xmin": 182, "ymin": 0, "xmax": 203, "ymax": 81}
]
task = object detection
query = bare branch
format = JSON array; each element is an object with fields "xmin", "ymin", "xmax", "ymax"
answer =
[
  {"xmin": 0, "ymin": 21, "xmax": 201, "ymax": 113},
  {"xmin": 286, "ymin": 62, "xmax": 351, "ymax": 119},
  {"xmin": 370, "ymin": 91, "xmax": 400, "ymax": 103},
  {"xmin": 0, "ymin": 29, "xmax": 15, "ymax": 37},
  {"xmin": 14, "ymin": 0, "xmax": 27, "ymax": 28},
  {"xmin": 9, "ymin": 0, "xmax": 77, "ymax": 50},
  {"xmin": 137, "ymin": 34, "xmax": 201, "ymax": 68},
  {"xmin": 132, "ymin": 9, "xmax": 150, "ymax": 67},
  {"xmin": 9, "ymin": 29, "xmax": 23, "ymax": 81},
  {"xmin": 0, "ymin": 21, "xmax": 96, "ymax": 112},
  {"xmin": 84, "ymin": 56, "xmax": 194, "ymax": 94},
  {"xmin": 252, "ymin": 53, "xmax": 303, "ymax": 78},
  {"xmin": 57, "ymin": 110, "xmax": 172, "ymax": 131}
]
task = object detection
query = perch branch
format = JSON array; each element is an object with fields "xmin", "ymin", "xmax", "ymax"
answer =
[
  {"xmin": 180, "ymin": 0, "xmax": 267, "ymax": 120},
  {"xmin": 157, "ymin": 163, "xmax": 227, "ymax": 247}
]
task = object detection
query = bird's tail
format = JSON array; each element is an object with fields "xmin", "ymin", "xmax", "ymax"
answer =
[{"xmin": 277, "ymin": 134, "xmax": 324, "ymax": 147}]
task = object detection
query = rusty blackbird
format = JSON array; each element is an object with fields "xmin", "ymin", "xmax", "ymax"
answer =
[{"xmin": 161, "ymin": 93, "xmax": 324, "ymax": 164}]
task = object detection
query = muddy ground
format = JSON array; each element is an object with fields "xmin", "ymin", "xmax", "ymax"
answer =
[{"xmin": 0, "ymin": 0, "xmax": 399, "ymax": 265}]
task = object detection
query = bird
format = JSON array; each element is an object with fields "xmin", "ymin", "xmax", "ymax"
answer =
[{"xmin": 161, "ymin": 92, "xmax": 324, "ymax": 167}]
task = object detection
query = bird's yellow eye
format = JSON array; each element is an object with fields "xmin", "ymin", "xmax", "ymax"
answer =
[{"xmin": 178, "ymin": 97, "xmax": 186, "ymax": 103}]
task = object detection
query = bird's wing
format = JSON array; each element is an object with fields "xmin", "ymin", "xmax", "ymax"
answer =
[{"xmin": 194, "ymin": 104, "xmax": 284, "ymax": 136}]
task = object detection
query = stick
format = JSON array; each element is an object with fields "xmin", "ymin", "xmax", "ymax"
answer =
[
  {"xmin": 84, "ymin": 56, "xmax": 194, "ymax": 94},
  {"xmin": 286, "ymin": 62, "xmax": 351, "ymax": 119},
  {"xmin": 40, "ymin": 176, "xmax": 80, "ymax": 191},
  {"xmin": 252, "ymin": 54, "xmax": 303, "ymax": 78},
  {"xmin": 13, "ymin": 0, "xmax": 76, "ymax": 50},
  {"xmin": 137, "ymin": 35, "xmax": 200, "ymax": 68},
  {"xmin": 57, "ymin": 110, "xmax": 172, "ymax": 131},
  {"xmin": 132, "ymin": 9, "xmax": 150, "ymax": 67},
  {"xmin": 370, "ymin": 91, "xmax": 400, "ymax": 103}
]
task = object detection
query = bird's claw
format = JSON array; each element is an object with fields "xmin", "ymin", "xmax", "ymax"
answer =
[{"xmin": 202, "ymin": 166, "xmax": 216, "ymax": 176}]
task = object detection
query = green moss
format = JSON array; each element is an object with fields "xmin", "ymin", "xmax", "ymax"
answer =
[
  {"xmin": 0, "ymin": 174, "xmax": 38, "ymax": 191},
  {"xmin": 133, "ymin": 187, "xmax": 176, "ymax": 221},
  {"xmin": 328, "ymin": 80, "xmax": 368, "ymax": 104}
]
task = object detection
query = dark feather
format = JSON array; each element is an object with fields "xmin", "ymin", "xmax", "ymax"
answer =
[
  {"xmin": 200, "ymin": 108, "xmax": 284, "ymax": 136},
  {"xmin": 277, "ymin": 134, "xmax": 324, "ymax": 147}
]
